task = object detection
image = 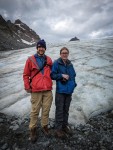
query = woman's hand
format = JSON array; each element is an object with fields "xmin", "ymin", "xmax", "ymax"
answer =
[{"xmin": 62, "ymin": 74, "xmax": 69, "ymax": 80}]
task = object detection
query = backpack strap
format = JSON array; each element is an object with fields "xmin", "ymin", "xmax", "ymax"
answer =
[{"xmin": 28, "ymin": 56, "xmax": 40, "ymax": 70}]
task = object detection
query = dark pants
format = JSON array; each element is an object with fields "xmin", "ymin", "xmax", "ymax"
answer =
[{"xmin": 55, "ymin": 92, "xmax": 72, "ymax": 130}]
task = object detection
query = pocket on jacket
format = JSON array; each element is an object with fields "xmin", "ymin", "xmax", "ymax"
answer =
[
  {"xmin": 68, "ymin": 80, "xmax": 76, "ymax": 92},
  {"xmin": 45, "ymin": 77, "xmax": 53, "ymax": 88}
]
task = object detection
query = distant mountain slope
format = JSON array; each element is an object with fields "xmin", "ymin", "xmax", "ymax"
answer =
[
  {"xmin": 0, "ymin": 15, "xmax": 40, "ymax": 51},
  {"xmin": 69, "ymin": 36, "xmax": 80, "ymax": 41}
]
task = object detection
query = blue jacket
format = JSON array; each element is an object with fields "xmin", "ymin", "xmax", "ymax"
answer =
[{"xmin": 51, "ymin": 58, "xmax": 77, "ymax": 94}]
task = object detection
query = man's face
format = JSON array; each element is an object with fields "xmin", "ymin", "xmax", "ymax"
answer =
[{"xmin": 37, "ymin": 46, "xmax": 46, "ymax": 56}]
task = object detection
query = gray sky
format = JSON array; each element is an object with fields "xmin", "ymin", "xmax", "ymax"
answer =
[{"xmin": 0, "ymin": 0, "xmax": 113, "ymax": 43}]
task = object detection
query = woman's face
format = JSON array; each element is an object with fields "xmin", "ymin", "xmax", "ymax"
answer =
[{"xmin": 60, "ymin": 49, "xmax": 69, "ymax": 61}]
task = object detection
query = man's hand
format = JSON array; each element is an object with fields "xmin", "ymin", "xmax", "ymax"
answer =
[
  {"xmin": 25, "ymin": 89, "xmax": 32, "ymax": 93},
  {"xmin": 62, "ymin": 74, "xmax": 69, "ymax": 80}
]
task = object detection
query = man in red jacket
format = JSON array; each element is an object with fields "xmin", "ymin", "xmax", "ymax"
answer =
[{"xmin": 23, "ymin": 39, "xmax": 53, "ymax": 143}]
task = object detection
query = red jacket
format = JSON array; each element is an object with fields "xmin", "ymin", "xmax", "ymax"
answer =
[{"xmin": 23, "ymin": 55, "xmax": 53, "ymax": 92}]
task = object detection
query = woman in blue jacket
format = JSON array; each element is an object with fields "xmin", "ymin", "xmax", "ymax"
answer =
[{"xmin": 51, "ymin": 47, "xmax": 77, "ymax": 138}]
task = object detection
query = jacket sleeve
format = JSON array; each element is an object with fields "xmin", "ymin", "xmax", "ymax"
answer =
[
  {"xmin": 47, "ymin": 56, "xmax": 52, "ymax": 69},
  {"xmin": 71, "ymin": 64, "xmax": 76, "ymax": 78},
  {"xmin": 50, "ymin": 61, "xmax": 63, "ymax": 80},
  {"xmin": 71, "ymin": 64, "xmax": 77, "ymax": 87},
  {"xmin": 23, "ymin": 58, "xmax": 31, "ymax": 90}
]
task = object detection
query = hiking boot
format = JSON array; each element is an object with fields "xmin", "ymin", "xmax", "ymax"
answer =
[
  {"xmin": 62, "ymin": 125, "xmax": 72, "ymax": 136},
  {"xmin": 30, "ymin": 127, "xmax": 37, "ymax": 143},
  {"xmin": 55, "ymin": 130, "xmax": 66, "ymax": 139},
  {"xmin": 42, "ymin": 125, "xmax": 50, "ymax": 136}
]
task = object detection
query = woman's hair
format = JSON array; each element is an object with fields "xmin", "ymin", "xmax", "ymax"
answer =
[{"xmin": 60, "ymin": 47, "xmax": 69, "ymax": 54}]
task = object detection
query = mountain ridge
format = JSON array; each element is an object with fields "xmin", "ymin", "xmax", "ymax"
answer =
[
  {"xmin": 0, "ymin": 15, "xmax": 40, "ymax": 51},
  {"xmin": 69, "ymin": 36, "xmax": 80, "ymax": 41}
]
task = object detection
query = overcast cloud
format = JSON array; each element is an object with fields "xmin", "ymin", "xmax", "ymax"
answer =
[{"xmin": 0, "ymin": 0, "xmax": 113, "ymax": 43}]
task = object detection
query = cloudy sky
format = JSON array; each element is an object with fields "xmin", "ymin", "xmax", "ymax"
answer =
[{"xmin": 0, "ymin": 0, "xmax": 113, "ymax": 43}]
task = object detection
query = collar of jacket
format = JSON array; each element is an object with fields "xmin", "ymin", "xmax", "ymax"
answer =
[
  {"xmin": 57, "ymin": 57, "xmax": 71, "ymax": 65},
  {"xmin": 34, "ymin": 53, "xmax": 46, "ymax": 59}
]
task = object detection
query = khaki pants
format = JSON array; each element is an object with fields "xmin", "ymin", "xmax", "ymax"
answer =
[{"xmin": 29, "ymin": 91, "xmax": 53, "ymax": 130}]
